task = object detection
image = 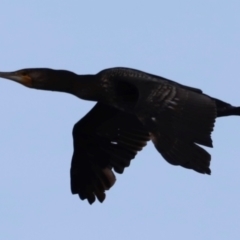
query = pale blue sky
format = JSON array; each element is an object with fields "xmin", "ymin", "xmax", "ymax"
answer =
[{"xmin": 1, "ymin": 1, "xmax": 240, "ymax": 239}]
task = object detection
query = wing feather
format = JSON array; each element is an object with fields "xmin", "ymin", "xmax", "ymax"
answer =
[
  {"xmin": 137, "ymin": 86, "xmax": 216, "ymax": 174},
  {"xmin": 70, "ymin": 103, "xmax": 150, "ymax": 204}
]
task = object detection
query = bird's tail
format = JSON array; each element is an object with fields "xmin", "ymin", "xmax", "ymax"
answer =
[
  {"xmin": 220, "ymin": 106, "xmax": 240, "ymax": 117},
  {"xmin": 213, "ymin": 97, "xmax": 240, "ymax": 117}
]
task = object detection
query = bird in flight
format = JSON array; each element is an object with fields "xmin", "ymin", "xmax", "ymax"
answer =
[{"xmin": 0, "ymin": 67, "xmax": 239, "ymax": 204}]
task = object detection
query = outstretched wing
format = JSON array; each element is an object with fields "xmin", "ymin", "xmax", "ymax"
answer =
[
  {"xmin": 137, "ymin": 85, "xmax": 216, "ymax": 174},
  {"xmin": 70, "ymin": 103, "xmax": 150, "ymax": 204}
]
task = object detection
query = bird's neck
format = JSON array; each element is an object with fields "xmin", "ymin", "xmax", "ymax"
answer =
[
  {"xmin": 48, "ymin": 70, "xmax": 101, "ymax": 101},
  {"xmin": 72, "ymin": 74, "xmax": 101, "ymax": 101}
]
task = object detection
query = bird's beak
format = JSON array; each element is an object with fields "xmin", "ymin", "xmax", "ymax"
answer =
[{"xmin": 0, "ymin": 71, "xmax": 32, "ymax": 87}]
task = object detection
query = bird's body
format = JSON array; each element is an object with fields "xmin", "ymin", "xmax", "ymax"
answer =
[{"xmin": 0, "ymin": 67, "xmax": 239, "ymax": 204}]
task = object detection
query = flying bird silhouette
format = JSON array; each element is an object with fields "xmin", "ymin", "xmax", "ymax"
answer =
[{"xmin": 0, "ymin": 67, "xmax": 239, "ymax": 204}]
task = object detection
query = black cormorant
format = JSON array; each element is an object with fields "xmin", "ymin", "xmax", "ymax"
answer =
[{"xmin": 0, "ymin": 67, "xmax": 239, "ymax": 204}]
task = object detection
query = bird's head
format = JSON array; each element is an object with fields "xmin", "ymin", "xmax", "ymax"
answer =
[
  {"xmin": 0, "ymin": 68, "xmax": 81, "ymax": 94},
  {"xmin": 0, "ymin": 68, "xmax": 60, "ymax": 89}
]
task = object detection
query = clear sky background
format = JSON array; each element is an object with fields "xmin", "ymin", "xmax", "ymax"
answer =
[{"xmin": 1, "ymin": 1, "xmax": 240, "ymax": 239}]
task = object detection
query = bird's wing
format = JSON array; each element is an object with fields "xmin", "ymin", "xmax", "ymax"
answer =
[
  {"xmin": 98, "ymin": 67, "xmax": 216, "ymax": 174},
  {"xmin": 140, "ymin": 70, "xmax": 203, "ymax": 93},
  {"xmin": 136, "ymin": 84, "xmax": 216, "ymax": 174},
  {"xmin": 70, "ymin": 103, "xmax": 150, "ymax": 204}
]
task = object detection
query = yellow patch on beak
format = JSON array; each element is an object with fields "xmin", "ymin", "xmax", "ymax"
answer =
[
  {"xmin": 0, "ymin": 71, "xmax": 32, "ymax": 88},
  {"xmin": 21, "ymin": 75, "xmax": 32, "ymax": 87}
]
